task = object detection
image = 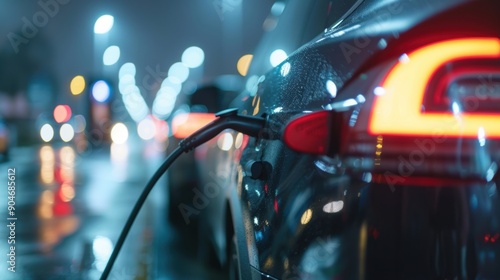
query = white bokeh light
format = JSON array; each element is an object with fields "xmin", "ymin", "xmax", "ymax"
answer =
[
  {"xmin": 118, "ymin": 74, "xmax": 136, "ymax": 94},
  {"xmin": 92, "ymin": 80, "xmax": 111, "ymax": 102},
  {"xmin": 182, "ymin": 46, "xmax": 205, "ymax": 68},
  {"xmin": 40, "ymin": 124, "xmax": 54, "ymax": 142},
  {"xmin": 137, "ymin": 118, "xmax": 156, "ymax": 140},
  {"xmin": 323, "ymin": 201, "xmax": 344, "ymax": 213},
  {"xmin": 94, "ymin": 15, "xmax": 114, "ymax": 34},
  {"xmin": 271, "ymin": 1, "xmax": 286, "ymax": 16},
  {"xmin": 119, "ymin": 63, "xmax": 136, "ymax": 78},
  {"xmin": 123, "ymin": 87, "xmax": 149, "ymax": 122},
  {"xmin": 217, "ymin": 133, "xmax": 234, "ymax": 151},
  {"xmin": 280, "ymin": 62, "xmax": 291, "ymax": 77},
  {"xmin": 60, "ymin": 124, "xmax": 75, "ymax": 142},
  {"xmin": 152, "ymin": 87, "xmax": 177, "ymax": 118},
  {"xmin": 110, "ymin": 123, "xmax": 129, "ymax": 144},
  {"xmin": 326, "ymin": 80, "xmax": 337, "ymax": 98},
  {"xmin": 168, "ymin": 62, "xmax": 190, "ymax": 84},
  {"xmin": 161, "ymin": 78, "xmax": 182, "ymax": 94},
  {"xmin": 270, "ymin": 49, "xmax": 287, "ymax": 67},
  {"xmin": 103, "ymin": 46, "xmax": 120, "ymax": 66},
  {"xmin": 93, "ymin": 236, "xmax": 113, "ymax": 271}
]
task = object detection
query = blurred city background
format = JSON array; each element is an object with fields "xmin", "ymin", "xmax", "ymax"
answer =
[{"xmin": 0, "ymin": 0, "xmax": 289, "ymax": 279}]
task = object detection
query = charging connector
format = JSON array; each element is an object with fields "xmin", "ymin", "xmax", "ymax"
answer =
[
  {"xmin": 100, "ymin": 108, "xmax": 270, "ymax": 280},
  {"xmin": 179, "ymin": 108, "xmax": 268, "ymax": 151}
]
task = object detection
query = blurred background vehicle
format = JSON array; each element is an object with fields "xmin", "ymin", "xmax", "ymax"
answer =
[
  {"xmin": 192, "ymin": 0, "xmax": 500, "ymax": 279},
  {"xmin": 167, "ymin": 75, "xmax": 243, "ymax": 226}
]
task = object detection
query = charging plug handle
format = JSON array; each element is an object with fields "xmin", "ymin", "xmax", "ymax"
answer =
[{"xmin": 180, "ymin": 108, "xmax": 267, "ymax": 151}]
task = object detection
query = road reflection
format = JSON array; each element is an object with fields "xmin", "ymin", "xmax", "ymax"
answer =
[{"xmin": 37, "ymin": 145, "xmax": 80, "ymax": 253}]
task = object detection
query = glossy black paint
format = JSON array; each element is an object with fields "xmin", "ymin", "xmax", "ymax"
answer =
[{"xmin": 197, "ymin": 0, "xmax": 500, "ymax": 279}]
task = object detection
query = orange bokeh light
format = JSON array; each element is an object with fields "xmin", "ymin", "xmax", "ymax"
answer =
[{"xmin": 172, "ymin": 113, "xmax": 217, "ymax": 138}]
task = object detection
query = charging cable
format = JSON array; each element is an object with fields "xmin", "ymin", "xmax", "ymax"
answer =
[{"xmin": 100, "ymin": 108, "xmax": 270, "ymax": 280}]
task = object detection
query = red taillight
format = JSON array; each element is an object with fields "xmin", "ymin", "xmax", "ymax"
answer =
[
  {"xmin": 369, "ymin": 37, "xmax": 500, "ymax": 138},
  {"xmin": 283, "ymin": 110, "xmax": 343, "ymax": 155},
  {"xmin": 484, "ymin": 233, "xmax": 500, "ymax": 243},
  {"xmin": 172, "ymin": 113, "xmax": 217, "ymax": 138},
  {"xmin": 283, "ymin": 111, "xmax": 332, "ymax": 155}
]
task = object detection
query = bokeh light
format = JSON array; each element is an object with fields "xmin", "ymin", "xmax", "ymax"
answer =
[
  {"xmin": 301, "ymin": 209, "xmax": 313, "ymax": 225},
  {"xmin": 94, "ymin": 15, "xmax": 114, "ymax": 34},
  {"xmin": 70, "ymin": 75, "xmax": 85, "ymax": 95},
  {"xmin": 326, "ymin": 80, "xmax": 337, "ymax": 98},
  {"xmin": 323, "ymin": 201, "xmax": 344, "ymax": 213},
  {"xmin": 280, "ymin": 62, "xmax": 291, "ymax": 77},
  {"xmin": 60, "ymin": 124, "xmax": 75, "ymax": 142},
  {"xmin": 60, "ymin": 146, "xmax": 75, "ymax": 166},
  {"xmin": 122, "ymin": 86, "xmax": 149, "ymax": 122},
  {"xmin": 110, "ymin": 123, "xmax": 129, "ymax": 144},
  {"xmin": 152, "ymin": 86, "xmax": 177, "ymax": 118},
  {"xmin": 40, "ymin": 124, "xmax": 54, "ymax": 142},
  {"xmin": 245, "ymin": 75, "xmax": 259, "ymax": 93},
  {"xmin": 270, "ymin": 49, "xmax": 287, "ymax": 67},
  {"xmin": 217, "ymin": 132, "xmax": 234, "ymax": 151},
  {"xmin": 53, "ymin": 105, "xmax": 72, "ymax": 123},
  {"xmin": 40, "ymin": 145, "xmax": 55, "ymax": 162},
  {"xmin": 119, "ymin": 62, "xmax": 136, "ymax": 78},
  {"xmin": 103, "ymin": 46, "xmax": 121, "ymax": 66},
  {"xmin": 93, "ymin": 236, "xmax": 113, "ymax": 272},
  {"xmin": 74, "ymin": 115, "xmax": 87, "ymax": 133},
  {"xmin": 182, "ymin": 46, "xmax": 205, "ymax": 68},
  {"xmin": 137, "ymin": 117, "xmax": 156, "ymax": 140},
  {"xmin": 161, "ymin": 77, "xmax": 182, "ymax": 94},
  {"xmin": 271, "ymin": 1, "xmax": 286, "ymax": 16},
  {"xmin": 39, "ymin": 145, "xmax": 55, "ymax": 185},
  {"xmin": 168, "ymin": 62, "xmax": 189, "ymax": 84},
  {"xmin": 118, "ymin": 75, "xmax": 136, "ymax": 94},
  {"xmin": 37, "ymin": 190, "xmax": 54, "ymax": 219},
  {"xmin": 263, "ymin": 16, "xmax": 278, "ymax": 31},
  {"xmin": 234, "ymin": 133, "xmax": 243, "ymax": 149},
  {"xmin": 237, "ymin": 54, "xmax": 253, "ymax": 76},
  {"xmin": 59, "ymin": 183, "xmax": 75, "ymax": 202},
  {"xmin": 91, "ymin": 80, "xmax": 111, "ymax": 103}
]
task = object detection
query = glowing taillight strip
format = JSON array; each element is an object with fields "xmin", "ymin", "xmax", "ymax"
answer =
[{"xmin": 369, "ymin": 38, "xmax": 500, "ymax": 137}]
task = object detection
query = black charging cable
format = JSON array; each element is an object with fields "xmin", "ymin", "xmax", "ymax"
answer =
[{"xmin": 100, "ymin": 108, "xmax": 271, "ymax": 280}]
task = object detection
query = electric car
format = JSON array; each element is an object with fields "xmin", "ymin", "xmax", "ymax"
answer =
[{"xmin": 189, "ymin": 0, "xmax": 500, "ymax": 279}]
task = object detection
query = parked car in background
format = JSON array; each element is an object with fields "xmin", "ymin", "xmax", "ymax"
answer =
[
  {"xmin": 167, "ymin": 76, "xmax": 242, "ymax": 226},
  {"xmin": 189, "ymin": 0, "xmax": 500, "ymax": 279}
]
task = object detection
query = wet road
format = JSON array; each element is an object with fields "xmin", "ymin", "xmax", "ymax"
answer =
[{"xmin": 0, "ymin": 139, "xmax": 225, "ymax": 279}]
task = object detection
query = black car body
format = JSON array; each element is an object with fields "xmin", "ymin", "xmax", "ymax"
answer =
[{"xmin": 189, "ymin": 0, "xmax": 500, "ymax": 279}]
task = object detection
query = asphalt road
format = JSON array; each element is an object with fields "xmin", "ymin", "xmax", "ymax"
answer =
[{"xmin": 0, "ymin": 140, "xmax": 225, "ymax": 279}]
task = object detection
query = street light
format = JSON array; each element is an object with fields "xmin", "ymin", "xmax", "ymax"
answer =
[
  {"xmin": 103, "ymin": 45, "xmax": 121, "ymax": 66},
  {"xmin": 168, "ymin": 62, "xmax": 189, "ymax": 84},
  {"xmin": 88, "ymin": 79, "xmax": 113, "ymax": 143},
  {"xmin": 181, "ymin": 46, "xmax": 205, "ymax": 68},
  {"xmin": 93, "ymin": 15, "xmax": 114, "ymax": 74},
  {"xmin": 94, "ymin": 15, "xmax": 114, "ymax": 34}
]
